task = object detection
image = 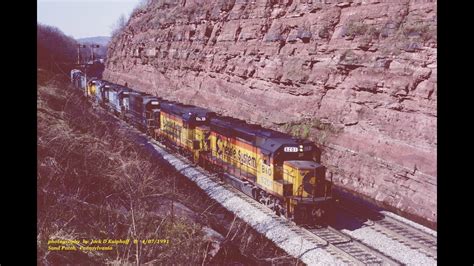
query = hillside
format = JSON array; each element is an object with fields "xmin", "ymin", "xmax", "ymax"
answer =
[
  {"xmin": 103, "ymin": 0, "xmax": 437, "ymax": 226},
  {"xmin": 37, "ymin": 71, "xmax": 302, "ymax": 264},
  {"xmin": 77, "ymin": 36, "xmax": 111, "ymax": 46},
  {"xmin": 37, "ymin": 23, "xmax": 77, "ymax": 70}
]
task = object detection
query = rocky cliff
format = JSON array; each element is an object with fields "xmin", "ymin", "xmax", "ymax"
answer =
[{"xmin": 104, "ymin": 0, "xmax": 437, "ymax": 227}]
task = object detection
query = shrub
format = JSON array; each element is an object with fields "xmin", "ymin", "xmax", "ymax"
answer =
[
  {"xmin": 400, "ymin": 22, "xmax": 435, "ymax": 42},
  {"xmin": 342, "ymin": 20, "xmax": 368, "ymax": 38},
  {"xmin": 281, "ymin": 118, "xmax": 341, "ymax": 147}
]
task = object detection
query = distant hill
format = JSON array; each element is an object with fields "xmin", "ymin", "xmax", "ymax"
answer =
[
  {"xmin": 77, "ymin": 36, "xmax": 111, "ymax": 46},
  {"xmin": 76, "ymin": 36, "xmax": 111, "ymax": 60}
]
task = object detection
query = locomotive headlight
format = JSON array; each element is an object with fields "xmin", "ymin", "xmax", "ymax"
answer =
[{"xmin": 299, "ymin": 144, "xmax": 303, "ymax": 152}]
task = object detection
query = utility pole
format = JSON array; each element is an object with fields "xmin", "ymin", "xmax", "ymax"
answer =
[
  {"xmin": 77, "ymin": 44, "xmax": 87, "ymax": 95},
  {"xmin": 77, "ymin": 45, "xmax": 80, "ymax": 65},
  {"xmin": 77, "ymin": 44, "xmax": 86, "ymax": 65},
  {"xmin": 90, "ymin": 44, "xmax": 100, "ymax": 63}
]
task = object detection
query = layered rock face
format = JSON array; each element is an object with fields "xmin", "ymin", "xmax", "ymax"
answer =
[{"xmin": 104, "ymin": 0, "xmax": 437, "ymax": 226}]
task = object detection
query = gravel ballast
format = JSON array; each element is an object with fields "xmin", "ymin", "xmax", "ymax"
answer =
[
  {"xmin": 150, "ymin": 142, "xmax": 347, "ymax": 265},
  {"xmin": 380, "ymin": 211, "xmax": 437, "ymax": 237},
  {"xmin": 341, "ymin": 226, "xmax": 436, "ymax": 265},
  {"xmin": 125, "ymin": 126, "xmax": 436, "ymax": 266}
]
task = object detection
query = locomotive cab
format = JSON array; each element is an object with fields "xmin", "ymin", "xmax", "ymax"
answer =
[
  {"xmin": 150, "ymin": 108, "xmax": 161, "ymax": 139},
  {"xmin": 256, "ymin": 137, "xmax": 332, "ymax": 224},
  {"xmin": 143, "ymin": 98, "xmax": 160, "ymax": 134},
  {"xmin": 127, "ymin": 92, "xmax": 161, "ymax": 133},
  {"xmin": 283, "ymin": 161, "xmax": 328, "ymax": 198},
  {"xmin": 283, "ymin": 160, "xmax": 332, "ymax": 224}
]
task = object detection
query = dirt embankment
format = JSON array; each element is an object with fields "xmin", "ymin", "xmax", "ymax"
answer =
[{"xmin": 37, "ymin": 70, "xmax": 302, "ymax": 265}]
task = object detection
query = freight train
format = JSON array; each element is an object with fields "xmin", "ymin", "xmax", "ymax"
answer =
[{"xmin": 71, "ymin": 70, "xmax": 333, "ymax": 225}]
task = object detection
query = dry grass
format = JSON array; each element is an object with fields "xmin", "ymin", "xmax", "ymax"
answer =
[
  {"xmin": 37, "ymin": 73, "xmax": 207, "ymax": 265},
  {"xmin": 37, "ymin": 71, "xmax": 304, "ymax": 265}
]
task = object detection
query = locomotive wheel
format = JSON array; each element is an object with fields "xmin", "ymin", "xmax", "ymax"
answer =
[
  {"xmin": 322, "ymin": 204, "xmax": 335, "ymax": 224},
  {"xmin": 274, "ymin": 199, "xmax": 285, "ymax": 217},
  {"xmin": 251, "ymin": 188, "xmax": 260, "ymax": 201},
  {"xmin": 259, "ymin": 191, "xmax": 271, "ymax": 205},
  {"xmin": 312, "ymin": 208, "xmax": 324, "ymax": 220}
]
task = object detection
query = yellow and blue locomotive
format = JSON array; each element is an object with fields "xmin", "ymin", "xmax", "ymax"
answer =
[
  {"xmin": 72, "ymin": 70, "xmax": 333, "ymax": 224},
  {"xmin": 204, "ymin": 117, "xmax": 332, "ymax": 224},
  {"xmin": 158, "ymin": 101, "xmax": 215, "ymax": 163}
]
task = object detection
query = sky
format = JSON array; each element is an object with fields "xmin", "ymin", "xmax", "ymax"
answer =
[{"xmin": 37, "ymin": 0, "xmax": 142, "ymax": 39}]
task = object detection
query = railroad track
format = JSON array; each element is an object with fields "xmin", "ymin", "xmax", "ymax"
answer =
[
  {"xmin": 370, "ymin": 216, "xmax": 437, "ymax": 260},
  {"xmin": 303, "ymin": 226, "xmax": 401, "ymax": 265},
  {"xmin": 149, "ymin": 138, "xmax": 403, "ymax": 265},
  {"xmin": 337, "ymin": 202, "xmax": 437, "ymax": 260},
  {"xmin": 113, "ymin": 112, "xmax": 403, "ymax": 265}
]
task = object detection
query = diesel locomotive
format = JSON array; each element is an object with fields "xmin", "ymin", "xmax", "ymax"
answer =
[{"xmin": 70, "ymin": 70, "xmax": 333, "ymax": 224}]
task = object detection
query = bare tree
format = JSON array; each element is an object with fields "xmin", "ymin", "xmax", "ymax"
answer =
[
  {"xmin": 37, "ymin": 23, "xmax": 77, "ymax": 70},
  {"xmin": 110, "ymin": 14, "xmax": 128, "ymax": 39}
]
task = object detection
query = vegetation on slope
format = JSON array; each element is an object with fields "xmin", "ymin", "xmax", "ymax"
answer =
[
  {"xmin": 37, "ymin": 72, "xmax": 303, "ymax": 265},
  {"xmin": 37, "ymin": 73, "xmax": 209, "ymax": 264},
  {"xmin": 37, "ymin": 24, "xmax": 77, "ymax": 71}
]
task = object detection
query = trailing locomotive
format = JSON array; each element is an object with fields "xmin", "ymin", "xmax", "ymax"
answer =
[
  {"xmin": 103, "ymin": 83, "xmax": 131, "ymax": 118},
  {"xmin": 70, "ymin": 70, "xmax": 333, "ymax": 225},
  {"xmin": 158, "ymin": 101, "xmax": 216, "ymax": 162},
  {"xmin": 126, "ymin": 92, "xmax": 161, "ymax": 133}
]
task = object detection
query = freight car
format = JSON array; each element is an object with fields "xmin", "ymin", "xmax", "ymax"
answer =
[{"xmin": 71, "ymin": 71, "xmax": 333, "ymax": 224}]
